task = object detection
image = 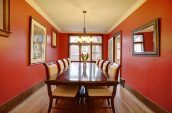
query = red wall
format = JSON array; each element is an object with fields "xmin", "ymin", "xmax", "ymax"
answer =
[
  {"xmin": 0, "ymin": 0, "xmax": 59, "ymax": 105},
  {"xmin": 58, "ymin": 33, "xmax": 69, "ymax": 59},
  {"xmin": 102, "ymin": 34, "xmax": 109, "ymax": 60},
  {"xmin": 144, "ymin": 32, "xmax": 154, "ymax": 51},
  {"xmin": 108, "ymin": 0, "xmax": 172, "ymax": 112}
]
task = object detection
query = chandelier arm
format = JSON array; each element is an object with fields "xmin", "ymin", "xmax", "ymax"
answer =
[{"xmin": 77, "ymin": 11, "xmax": 93, "ymax": 44}]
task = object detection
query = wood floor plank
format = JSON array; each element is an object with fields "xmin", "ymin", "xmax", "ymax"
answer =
[{"xmin": 9, "ymin": 85, "xmax": 154, "ymax": 113}]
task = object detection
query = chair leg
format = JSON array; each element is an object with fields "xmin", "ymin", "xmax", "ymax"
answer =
[
  {"xmin": 111, "ymin": 98, "xmax": 115, "ymax": 113},
  {"xmin": 72, "ymin": 98, "xmax": 78, "ymax": 113},
  {"xmin": 107, "ymin": 99, "xmax": 110, "ymax": 106},
  {"xmin": 48, "ymin": 98, "xmax": 53, "ymax": 113},
  {"xmin": 77, "ymin": 94, "xmax": 80, "ymax": 104},
  {"xmin": 86, "ymin": 98, "xmax": 90, "ymax": 113},
  {"xmin": 55, "ymin": 98, "xmax": 58, "ymax": 104}
]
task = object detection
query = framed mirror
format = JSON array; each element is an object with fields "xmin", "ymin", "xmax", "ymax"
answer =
[
  {"xmin": 0, "ymin": 0, "xmax": 10, "ymax": 37},
  {"xmin": 132, "ymin": 19, "xmax": 160, "ymax": 56}
]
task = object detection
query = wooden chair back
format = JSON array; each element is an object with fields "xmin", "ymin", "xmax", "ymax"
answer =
[
  {"xmin": 43, "ymin": 62, "xmax": 58, "ymax": 80},
  {"xmin": 102, "ymin": 61, "xmax": 110, "ymax": 73},
  {"xmin": 57, "ymin": 60, "xmax": 65, "ymax": 73},
  {"xmin": 67, "ymin": 58, "xmax": 71, "ymax": 65},
  {"xmin": 98, "ymin": 60, "xmax": 105, "ymax": 68},
  {"xmin": 95, "ymin": 59, "xmax": 100, "ymax": 66},
  {"xmin": 62, "ymin": 59, "xmax": 69, "ymax": 69},
  {"xmin": 108, "ymin": 63, "xmax": 121, "ymax": 81}
]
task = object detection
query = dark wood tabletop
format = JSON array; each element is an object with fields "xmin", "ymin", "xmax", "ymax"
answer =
[{"xmin": 45, "ymin": 62, "xmax": 118, "ymax": 86}]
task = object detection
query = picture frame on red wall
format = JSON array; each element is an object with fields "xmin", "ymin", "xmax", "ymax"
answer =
[
  {"xmin": 0, "ymin": 0, "xmax": 11, "ymax": 37},
  {"xmin": 51, "ymin": 30, "xmax": 57, "ymax": 47},
  {"xmin": 29, "ymin": 17, "xmax": 47, "ymax": 65}
]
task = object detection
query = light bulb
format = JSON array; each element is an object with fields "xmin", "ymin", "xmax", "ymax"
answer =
[{"xmin": 89, "ymin": 37, "xmax": 93, "ymax": 42}]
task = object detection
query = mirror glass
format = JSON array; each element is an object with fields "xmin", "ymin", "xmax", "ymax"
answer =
[{"xmin": 132, "ymin": 19, "xmax": 159, "ymax": 56}]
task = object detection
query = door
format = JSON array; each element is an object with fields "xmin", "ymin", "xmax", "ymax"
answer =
[
  {"xmin": 108, "ymin": 37, "xmax": 113, "ymax": 63},
  {"xmin": 114, "ymin": 33, "xmax": 121, "ymax": 81},
  {"xmin": 114, "ymin": 35, "xmax": 121, "ymax": 64}
]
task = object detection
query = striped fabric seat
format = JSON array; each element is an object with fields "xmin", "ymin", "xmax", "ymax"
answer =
[
  {"xmin": 87, "ymin": 63, "xmax": 121, "ymax": 113},
  {"xmin": 108, "ymin": 63, "xmax": 120, "ymax": 80},
  {"xmin": 63, "ymin": 59, "xmax": 69, "ymax": 69},
  {"xmin": 43, "ymin": 61, "xmax": 78, "ymax": 113},
  {"xmin": 98, "ymin": 60, "xmax": 104, "ymax": 68},
  {"xmin": 57, "ymin": 60, "xmax": 65, "ymax": 73},
  {"xmin": 43, "ymin": 62, "xmax": 58, "ymax": 80},
  {"xmin": 102, "ymin": 61, "xmax": 110, "ymax": 73},
  {"xmin": 96, "ymin": 59, "xmax": 100, "ymax": 66}
]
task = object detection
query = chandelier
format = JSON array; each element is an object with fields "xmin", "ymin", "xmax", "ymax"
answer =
[{"xmin": 77, "ymin": 11, "xmax": 93, "ymax": 44}]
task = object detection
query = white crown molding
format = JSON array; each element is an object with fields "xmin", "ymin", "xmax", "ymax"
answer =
[
  {"xmin": 107, "ymin": 0, "xmax": 147, "ymax": 34},
  {"xmin": 25, "ymin": 0, "xmax": 61, "ymax": 32}
]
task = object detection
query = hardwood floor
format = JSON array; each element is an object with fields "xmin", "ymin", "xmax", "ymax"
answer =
[{"xmin": 9, "ymin": 85, "xmax": 154, "ymax": 113}]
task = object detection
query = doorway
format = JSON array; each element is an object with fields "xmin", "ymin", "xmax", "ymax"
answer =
[{"xmin": 114, "ymin": 34, "xmax": 121, "ymax": 64}]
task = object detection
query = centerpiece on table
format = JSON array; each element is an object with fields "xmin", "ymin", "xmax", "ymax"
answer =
[{"xmin": 81, "ymin": 52, "xmax": 89, "ymax": 67}]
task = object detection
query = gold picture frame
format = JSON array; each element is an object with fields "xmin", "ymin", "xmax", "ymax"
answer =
[
  {"xmin": 0, "ymin": 0, "xmax": 10, "ymax": 37},
  {"xmin": 29, "ymin": 17, "xmax": 46, "ymax": 64},
  {"xmin": 51, "ymin": 30, "xmax": 57, "ymax": 47}
]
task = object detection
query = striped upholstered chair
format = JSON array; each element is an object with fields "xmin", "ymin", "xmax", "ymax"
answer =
[
  {"xmin": 43, "ymin": 62, "xmax": 78, "ymax": 113},
  {"xmin": 87, "ymin": 63, "xmax": 121, "ymax": 113},
  {"xmin": 102, "ymin": 60, "xmax": 110, "ymax": 73},
  {"xmin": 95, "ymin": 59, "xmax": 100, "ymax": 66},
  {"xmin": 62, "ymin": 58, "xmax": 69, "ymax": 69},
  {"xmin": 57, "ymin": 60, "xmax": 65, "ymax": 73},
  {"xmin": 67, "ymin": 58, "xmax": 72, "ymax": 65},
  {"xmin": 98, "ymin": 59, "xmax": 105, "ymax": 68},
  {"xmin": 43, "ymin": 62, "xmax": 59, "ymax": 80}
]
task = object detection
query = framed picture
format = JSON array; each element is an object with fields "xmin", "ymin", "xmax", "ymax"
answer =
[
  {"xmin": 29, "ymin": 17, "xmax": 46, "ymax": 64},
  {"xmin": 0, "ymin": 0, "xmax": 10, "ymax": 37},
  {"xmin": 51, "ymin": 30, "xmax": 57, "ymax": 47}
]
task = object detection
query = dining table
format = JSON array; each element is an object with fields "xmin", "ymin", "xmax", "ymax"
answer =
[{"xmin": 45, "ymin": 62, "xmax": 118, "ymax": 87}]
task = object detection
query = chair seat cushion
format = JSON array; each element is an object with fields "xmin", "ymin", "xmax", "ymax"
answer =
[
  {"xmin": 52, "ymin": 86, "xmax": 78, "ymax": 97},
  {"xmin": 88, "ymin": 88, "xmax": 112, "ymax": 97}
]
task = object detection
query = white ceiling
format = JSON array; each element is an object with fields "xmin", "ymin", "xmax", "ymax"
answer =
[{"xmin": 27, "ymin": 0, "xmax": 146, "ymax": 33}]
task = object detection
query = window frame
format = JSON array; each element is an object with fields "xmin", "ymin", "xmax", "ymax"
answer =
[
  {"xmin": 69, "ymin": 34, "xmax": 103, "ymax": 62},
  {"xmin": 133, "ymin": 34, "xmax": 145, "ymax": 52}
]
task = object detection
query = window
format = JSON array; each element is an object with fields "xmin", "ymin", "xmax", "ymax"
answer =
[
  {"xmin": 69, "ymin": 35, "xmax": 102, "ymax": 62},
  {"xmin": 133, "ymin": 35, "xmax": 144, "ymax": 52},
  {"xmin": 70, "ymin": 45, "xmax": 79, "ymax": 61},
  {"xmin": 92, "ymin": 45, "xmax": 102, "ymax": 61}
]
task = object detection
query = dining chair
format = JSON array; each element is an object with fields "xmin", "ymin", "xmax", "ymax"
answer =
[
  {"xmin": 57, "ymin": 60, "xmax": 65, "ymax": 73},
  {"xmin": 44, "ymin": 81, "xmax": 79, "ymax": 113},
  {"xmin": 67, "ymin": 58, "xmax": 72, "ymax": 65},
  {"xmin": 43, "ymin": 62, "xmax": 59, "ymax": 80},
  {"xmin": 62, "ymin": 59, "xmax": 69, "ymax": 69},
  {"xmin": 108, "ymin": 63, "xmax": 121, "ymax": 81},
  {"xmin": 87, "ymin": 63, "xmax": 121, "ymax": 113},
  {"xmin": 102, "ymin": 60, "xmax": 110, "ymax": 73},
  {"xmin": 96, "ymin": 59, "xmax": 100, "ymax": 66},
  {"xmin": 43, "ymin": 62, "xmax": 79, "ymax": 113},
  {"xmin": 98, "ymin": 59, "xmax": 105, "ymax": 68}
]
